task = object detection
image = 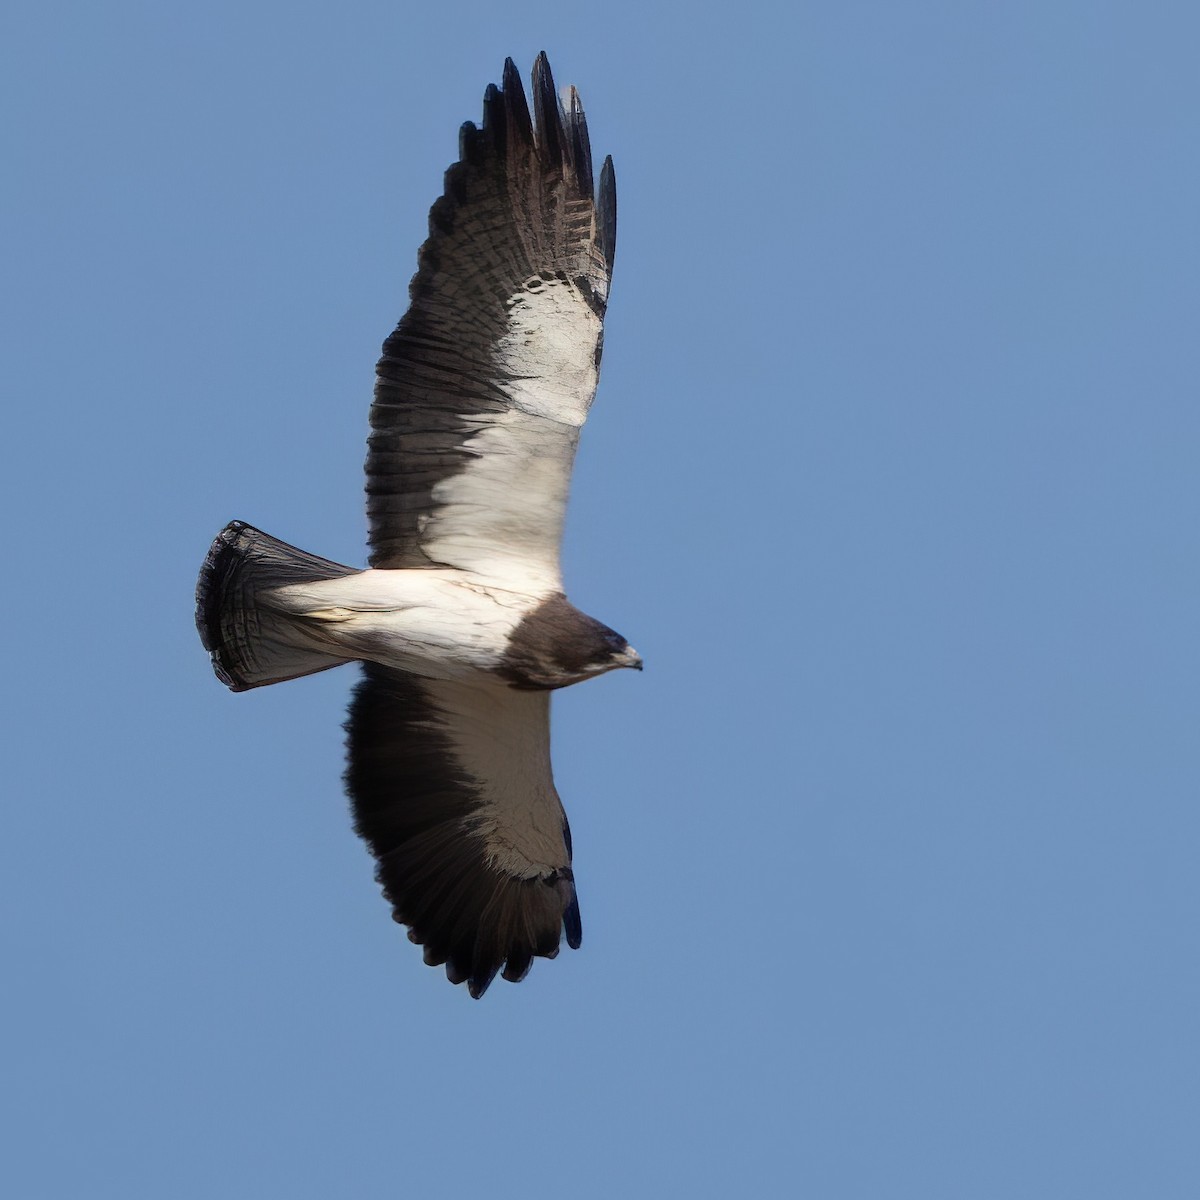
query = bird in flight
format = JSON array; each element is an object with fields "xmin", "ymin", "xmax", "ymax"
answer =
[{"xmin": 196, "ymin": 54, "xmax": 638, "ymax": 999}]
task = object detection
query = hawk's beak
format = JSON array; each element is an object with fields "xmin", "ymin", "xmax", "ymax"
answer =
[{"xmin": 618, "ymin": 646, "xmax": 643, "ymax": 672}]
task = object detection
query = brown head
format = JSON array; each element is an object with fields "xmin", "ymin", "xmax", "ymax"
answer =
[{"xmin": 498, "ymin": 593, "xmax": 642, "ymax": 690}]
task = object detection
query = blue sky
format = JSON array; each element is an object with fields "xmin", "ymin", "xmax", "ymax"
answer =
[{"xmin": 4, "ymin": 1, "xmax": 1199, "ymax": 1196}]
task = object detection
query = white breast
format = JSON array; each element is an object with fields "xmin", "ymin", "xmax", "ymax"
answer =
[{"xmin": 263, "ymin": 569, "xmax": 537, "ymax": 680}]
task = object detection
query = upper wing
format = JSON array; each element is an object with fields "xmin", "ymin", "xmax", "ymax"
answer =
[
  {"xmin": 345, "ymin": 665, "xmax": 581, "ymax": 998},
  {"xmin": 366, "ymin": 54, "xmax": 616, "ymax": 591}
]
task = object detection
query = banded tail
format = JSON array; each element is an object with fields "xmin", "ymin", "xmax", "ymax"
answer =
[{"xmin": 196, "ymin": 521, "xmax": 357, "ymax": 691}]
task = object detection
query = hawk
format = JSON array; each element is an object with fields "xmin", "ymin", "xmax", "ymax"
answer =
[{"xmin": 196, "ymin": 54, "xmax": 639, "ymax": 998}]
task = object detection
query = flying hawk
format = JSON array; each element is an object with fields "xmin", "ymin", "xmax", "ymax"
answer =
[{"xmin": 196, "ymin": 54, "xmax": 638, "ymax": 999}]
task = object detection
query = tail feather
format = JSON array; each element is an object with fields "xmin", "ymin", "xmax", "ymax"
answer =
[{"xmin": 196, "ymin": 521, "xmax": 357, "ymax": 691}]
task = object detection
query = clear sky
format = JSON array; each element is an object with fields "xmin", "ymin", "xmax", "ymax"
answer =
[{"xmin": 4, "ymin": 2, "xmax": 1199, "ymax": 1196}]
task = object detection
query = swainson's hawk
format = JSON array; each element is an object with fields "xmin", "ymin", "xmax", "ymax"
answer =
[{"xmin": 196, "ymin": 54, "xmax": 639, "ymax": 998}]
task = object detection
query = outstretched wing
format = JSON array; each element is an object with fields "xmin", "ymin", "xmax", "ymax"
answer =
[
  {"xmin": 345, "ymin": 665, "xmax": 581, "ymax": 998},
  {"xmin": 366, "ymin": 53, "xmax": 616, "ymax": 591}
]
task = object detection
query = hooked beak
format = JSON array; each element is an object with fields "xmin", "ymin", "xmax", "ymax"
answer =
[{"xmin": 618, "ymin": 645, "xmax": 643, "ymax": 672}]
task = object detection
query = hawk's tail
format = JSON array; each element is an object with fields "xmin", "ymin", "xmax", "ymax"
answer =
[{"xmin": 196, "ymin": 521, "xmax": 357, "ymax": 692}]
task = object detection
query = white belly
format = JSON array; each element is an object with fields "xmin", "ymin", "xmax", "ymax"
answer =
[{"xmin": 262, "ymin": 568, "xmax": 542, "ymax": 679}]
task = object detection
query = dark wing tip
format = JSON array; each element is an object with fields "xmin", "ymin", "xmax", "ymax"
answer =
[
  {"xmin": 598, "ymin": 154, "xmax": 617, "ymax": 275},
  {"xmin": 531, "ymin": 51, "xmax": 567, "ymax": 170},
  {"xmin": 458, "ymin": 871, "xmax": 580, "ymax": 998},
  {"xmin": 377, "ymin": 845, "xmax": 580, "ymax": 1002},
  {"xmin": 458, "ymin": 119, "xmax": 483, "ymax": 168},
  {"xmin": 480, "ymin": 82, "xmax": 506, "ymax": 155},
  {"xmin": 501, "ymin": 945, "xmax": 535, "ymax": 986},
  {"xmin": 562, "ymin": 84, "xmax": 594, "ymax": 198},
  {"xmin": 467, "ymin": 965, "xmax": 501, "ymax": 1000},
  {"xmin": 416, "ymin": 54, "xmax": 613, "ymax": 285},
  {"xmin": 502, "ymin": 56, "xmax": 534, "ymax": 146},
  {"xmin": 564, "ymin": 893, "xmax": 583, "ymax": 951}
]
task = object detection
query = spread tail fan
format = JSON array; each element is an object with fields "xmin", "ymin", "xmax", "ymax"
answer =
[{"xmin": 196, "ymin": 521, "xmax": 357, "ymax": 691}]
